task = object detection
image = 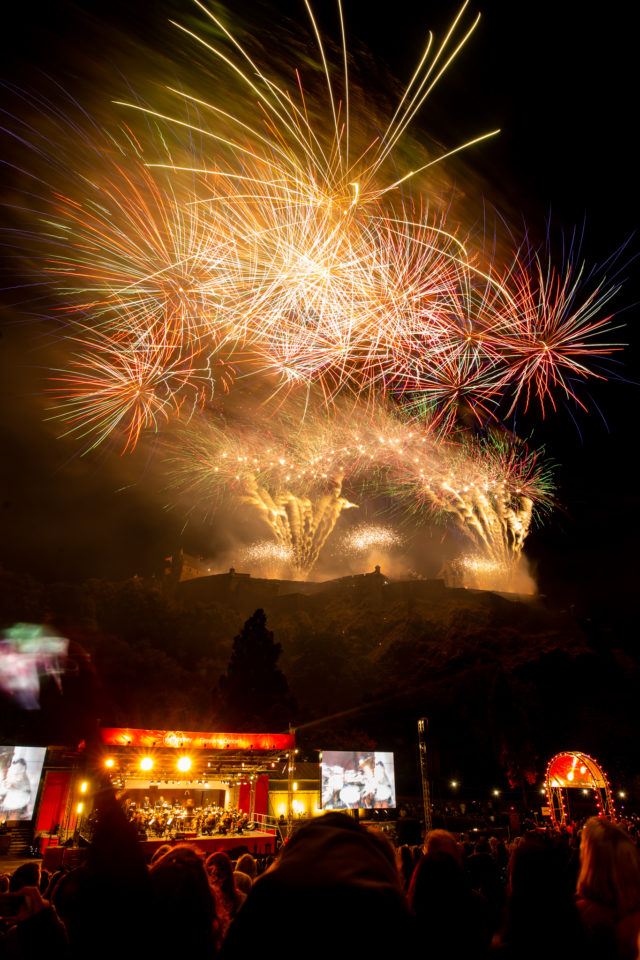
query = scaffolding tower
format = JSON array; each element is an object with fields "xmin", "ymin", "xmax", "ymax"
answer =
[{"xmin": 417, "ymin": 717, "xmax": 433, "ymax": 834}]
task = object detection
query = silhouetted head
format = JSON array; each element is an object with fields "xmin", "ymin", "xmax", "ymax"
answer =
[{"xmin": 221, "ymin": 813, "xmax": 413, "ymax": 957}]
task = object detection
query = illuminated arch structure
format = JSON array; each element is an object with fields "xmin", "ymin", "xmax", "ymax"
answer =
[{"xmin": 544, "ymin": 751, "xmax": 616, "ymax": 826}]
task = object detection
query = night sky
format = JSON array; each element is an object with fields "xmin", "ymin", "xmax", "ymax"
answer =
[{"xmin": 1, "ymin": 0, "xmax": 637, "ymax": 616}]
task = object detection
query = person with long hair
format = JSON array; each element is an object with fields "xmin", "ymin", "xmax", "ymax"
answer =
[
  {"xmin": 492, "ymin": 831, "xmax": 588, "ymax": 959},
  {"xmin": 206, "ymin": 851, "xmax": 246, "ymax": 939},
  {"xmin": 150, "ymin": 845, "xmax": 219, "ymax": 955},
  {"xmin": 576, "ymin": 817, "xmax": 640, "ymax": 960}
]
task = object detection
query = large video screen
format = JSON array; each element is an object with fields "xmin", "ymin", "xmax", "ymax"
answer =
[
  {"xmin": 0, "ymin": 746, "xmax": 46, "ymax": 821},
  {"xmin": 321, "ymin": 751, "xmax": 396, "ymax": 810}
]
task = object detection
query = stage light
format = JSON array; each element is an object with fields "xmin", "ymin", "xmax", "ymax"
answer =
[
  {"xmin": 140, "ymin": 757, "xmax": 153, "ymax": 771},
  {"xmin": 450, "ymin": 780, "xmax": 458, "ymax": 789},
  {"xmin": 76, "ymin": 802, "xmax": 84, "ymax": 814},
  {"xmin": 619, "ymin": 790, "xmax": 626, "ymax": 798},
  {"xmin": 177, "ymin": 756, "xmax": 192, "ymax": 772},
  {"xmin": 293, "ymin": 782, "xmax": 298, "ymax": 790},
  {"xmin": 105, "ymin": 758, "xmax": 115, "ymax": 768},
  {"xmin": 492, "ymin": 789, "xmax": 500, "ymax": 797},
  {"xmin": 79, "ymin": 781, "xmax": 88, "ymax": 793},
  {"xmin": 582, "ymin": 789, "xmax": 588, "ymax": 795}
]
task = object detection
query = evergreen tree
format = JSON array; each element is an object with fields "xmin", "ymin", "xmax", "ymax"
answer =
[{"xmin": 218, "ymin": 608, "xmax": 294, "ymax": 731}]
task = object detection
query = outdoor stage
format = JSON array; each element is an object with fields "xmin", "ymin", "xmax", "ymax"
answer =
[{"xmin": 34, "ymin": 727, "xmax": 295, "ymax": 866}]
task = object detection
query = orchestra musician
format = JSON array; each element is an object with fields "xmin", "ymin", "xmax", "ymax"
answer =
[{"xmin": 123, "ymin": 799, "xmax": 253, "ymax": 838}]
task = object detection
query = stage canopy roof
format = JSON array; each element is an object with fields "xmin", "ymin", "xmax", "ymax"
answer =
[{"xmin": 94, "ymin": 727, "xmax": 295, "ymax": 786}]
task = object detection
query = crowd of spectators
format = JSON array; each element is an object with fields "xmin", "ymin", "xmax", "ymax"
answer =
[{"xmin": 2, "ymin": 791, "xmax": 640, "ymax": 959}]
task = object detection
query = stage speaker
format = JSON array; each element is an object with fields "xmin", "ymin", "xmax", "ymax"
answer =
[{"xmin": 43, "ymin": 846, "xmax": 63, "ymax": 871}]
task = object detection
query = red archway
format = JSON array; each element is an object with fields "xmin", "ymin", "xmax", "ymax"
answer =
[{"xmin": 544, "ymin": 751, "xmax": 616, "ymax": 826}]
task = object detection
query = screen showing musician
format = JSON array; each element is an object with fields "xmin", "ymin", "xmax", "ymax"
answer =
[
  {"xmin": 0, "ymin": 746, "xmax": 46, "ymax": 821},
  {"xmin": 321, "ymin": 751, "xmax": 396, "ymax": 810}
]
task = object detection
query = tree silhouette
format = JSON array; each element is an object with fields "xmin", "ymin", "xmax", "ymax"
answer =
[
  {"xmin": 488, "ymin": 671, "xmax": 539, "ymax": 804},
  {"xmin": 218, "ymin": 609, "xmax": 294, "ymax": 731}
]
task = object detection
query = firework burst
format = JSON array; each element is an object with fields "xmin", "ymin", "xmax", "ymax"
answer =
[
  {"xmin": 6, "ymin": 1, "xmax": 621, "ymax": 455},
  {"xmin": 238, "ymin": 541, "xmax": 294, "ymax": 567},
  {"xmin": 337, "ymin": 523, "xmax": 403, "ymax": 556}
]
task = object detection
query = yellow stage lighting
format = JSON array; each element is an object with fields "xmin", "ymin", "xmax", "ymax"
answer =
[
  {"xmin": 140, "ymin": 757, "xmax": 153, "ymax": 771},
  {"xmin": 177, "ymin": 756, "xmax": 192, "ymax": 772}
]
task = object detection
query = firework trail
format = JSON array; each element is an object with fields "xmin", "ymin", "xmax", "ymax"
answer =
[
  {"xmin": 445, "ymin": 554, "xmax": 512, "ymax": 592},
  {"xmin": 168, "ymin": 393, "xmax": 551, "ymax": 584},
  {"xmin": 373, "ymin": 421, "xmax": 552, "ymax": 587},
  {"xmin": 295, "ymin": 398, "xmax": 550, "ymax": 584},
  {"xmin": 167, "ymin": 403, "xmax": 364, "ymax": 575},
  {"xmin": 241, "ymin": 474, "xmax": 356, "ymax": 574}
]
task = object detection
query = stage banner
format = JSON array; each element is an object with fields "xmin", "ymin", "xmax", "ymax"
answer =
[
  {"xmin": 255, "ymin": 773, "xmax": 268, "ymax": 819},
  {"xmin": 238, "ymin": 780, "xmax": 251, "ymax": 813},
  {"xmin": 237, "ymin": 773, "xmax": 268, "ymax": 818},
  {"xmin": 35, "ymin": 771, "xmax": 72, "ymax": 847},
  {"xmin": 100, "ymin": 728, "xmax": 294, "ymax": 750}
]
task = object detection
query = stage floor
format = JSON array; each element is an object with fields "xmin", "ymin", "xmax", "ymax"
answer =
[
  {"xmin": 139, "ymin": 830, "xmax": 277, "ymax": 861},
  {"xmin": 41, "ymin": 831, "xmax": 277, "ymax": 871}
]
